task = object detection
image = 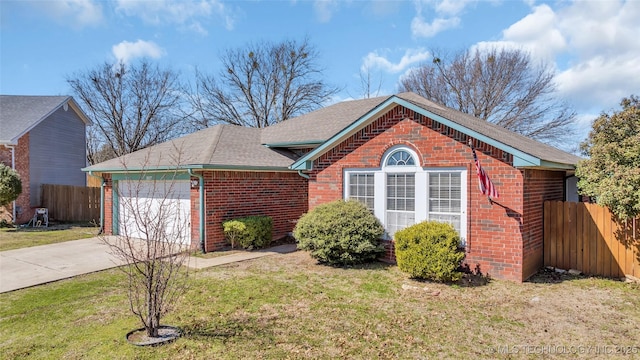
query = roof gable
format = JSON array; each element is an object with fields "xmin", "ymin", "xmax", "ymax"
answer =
[
  {"xmin": 290, "ymin": 93, "xmax": 581, "ymax": 171},
  {"xmin": 0, "ymin": 95, "xmax": 91, "ymax": 144}
]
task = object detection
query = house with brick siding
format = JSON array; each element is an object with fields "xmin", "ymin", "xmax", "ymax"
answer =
[
  {"xmin": 0, "ymin": 96, "xmax": 91, "ymax": 224},
  {"xmin": 84, "ymin": 92, "xmax": 581, "ymax": 282}
]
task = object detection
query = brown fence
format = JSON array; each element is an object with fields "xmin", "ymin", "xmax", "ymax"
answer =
[
  {"xmin": 544, "ymin": 201, "xmax": 639, "ymax": 279},
  {"xmin": 41, "ymin": 184, "xmax": 100, "ymax": 223}
]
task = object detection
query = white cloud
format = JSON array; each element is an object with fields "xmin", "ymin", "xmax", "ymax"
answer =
[
  {"xmin": 112, "ymin": 40, "xmax": 166, "ymax": 64},
  {"xmin": 37, "ymin": 0, "xmax": 103, "ymax": 28},
  {"xmin": 313, "ymin": 0, "xmax": 340, "ymax": 23},
  {"xmin": 555, "ymin": 55, "xmax": 640, "ymax": 111},
  {"xmin": 411, "ymin": 16, "xmax": 460, "ymax": 38},
  {"xmin": 472, "ymin": 0, "xmax": 640, "ymax": 114},
  {"xmin": 435, "ymin": 0, "xmax": 472, "ymax": 15},
  {"xmin": 362, "ymin": 48, "xmax": 431, "ymax": 74},
  {"xmin": 115, "ymin": 0, "xmax": 235, "ymax": 32},
  {"xmin": 411, "ymin": 0, "xmax": 471, "ymax": 38}
]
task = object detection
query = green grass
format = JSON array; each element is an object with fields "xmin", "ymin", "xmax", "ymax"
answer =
[
  {"xmin": 0, "ymin": 223, "xmax": 99, "ymax": 251},
  {"xmin": 1, "ymin": 251, "xmax": 639, "ymax": 359}
]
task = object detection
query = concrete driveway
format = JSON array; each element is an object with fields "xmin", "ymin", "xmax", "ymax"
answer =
[{"xmin": 0, "ymin": 236, "xmax": 125, "ymax": 293}]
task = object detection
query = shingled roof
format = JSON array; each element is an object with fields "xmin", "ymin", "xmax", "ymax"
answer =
[
  {"xmin": 0, "ymin": 95, "xmax": 91, "ymax": 144},
  {"xmin": 84, "ymin": 92, "xmax": 581, "ymax": 172},
  {"xmin": 83, "ymin": 124, "xmax": 298, "ymax": 172}
]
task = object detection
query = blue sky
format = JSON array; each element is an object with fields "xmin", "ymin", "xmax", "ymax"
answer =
[{"xmin": 1, "ymin": 0, "xmax": 639, "ymax": 151}]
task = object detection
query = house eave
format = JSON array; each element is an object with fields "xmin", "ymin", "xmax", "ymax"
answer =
[{"xmin": 82, "ymin": 164, "xmax": 295, "ymax": 173}]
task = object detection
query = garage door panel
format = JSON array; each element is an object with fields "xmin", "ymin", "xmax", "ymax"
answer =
[{"xmin": 118, "ymin": 180, "xmax": 191, "ymax": 245}]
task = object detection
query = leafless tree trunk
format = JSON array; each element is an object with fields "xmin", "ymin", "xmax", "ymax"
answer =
[
  {"xmin": 189, "ymin": 38, "xmax": 340, "ymax": 129},
  {"xmin": 67, "ymin": 60, "xmax": 189, "ymax": 164},
  {"xmin": 400, "ymin": 48, "xmax": 576, "ymax": 145},
  {"xmin": 357, "ymin": 64, "xmax": 383, "ymax": 99},
  {"xmin": 102, "ymin": 147, "xmax": 191, "ymax": 338}
]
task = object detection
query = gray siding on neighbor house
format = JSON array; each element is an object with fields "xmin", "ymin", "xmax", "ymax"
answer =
[{"xmin": 29, "ymin": 106, "xmax": 86, "ymax": 206}]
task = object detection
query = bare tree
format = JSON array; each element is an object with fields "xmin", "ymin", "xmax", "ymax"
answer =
[
  {"xmin": 67, "ymin": 60, "xmax": 188, "ymax": 164},
  {"xmin": 399, "ymin": 48, "xmax": 576, "ymax": 145},
  {"xmin": 190, "ymin": 38, "xmax": 340, "ymax": 129},
  {"xmin": 102, "ymin": 146, "xmax": 191, "ymax": 341},
  {"xmin": 352, "ymin": 64, "xmax": 383, "ymax": 99}
]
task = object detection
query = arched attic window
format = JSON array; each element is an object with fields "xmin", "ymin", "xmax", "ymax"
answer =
[{"xmin": 384, "ymin": 148, "xmax": 417, "ymax": 167}]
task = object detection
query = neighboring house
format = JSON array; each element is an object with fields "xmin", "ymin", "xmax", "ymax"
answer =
[
  {"xmin": 0, "ymin": 96, "xmax": 90, "ymax": 224},
  {"xmin": 84, "ymin": 92, "xmax": 581, "ymax": 282}
]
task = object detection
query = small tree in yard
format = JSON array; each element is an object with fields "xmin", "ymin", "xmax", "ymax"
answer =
[
  {"xmin": 103, "ymin": 149, "xmax": 191, "ymax": 343},
  {"xmin": 0, "ymin": 164, "xmax": 22, "ymax": 223},
  {"xmin": 576, "ymin": 95, "xmax": 640, "ymax": 220}
]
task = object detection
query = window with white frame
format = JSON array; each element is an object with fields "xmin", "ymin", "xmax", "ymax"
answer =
[
  {"xmin": 386, "ymin": 173, "xmax": 415, "ymax": 236},
  {"xmin": 428, "ymin": 172, "xmax": 464, "ymax": 246},
  {"xmin": 347, "ymin": 173, "xmax": 375, "ymax": 211},
  {"xmin": 343, "ymin": 146, "xmax": 467, "ymax": 245}
]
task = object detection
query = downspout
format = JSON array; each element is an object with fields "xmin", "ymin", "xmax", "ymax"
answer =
[
  {"xmin": 88, "ymin": 171, "xmax": 105, "ymax": 234},
  {"xmin": 188, "ymin": 169, "xmax": 205, "ymax": 253},
  {"xmin": 297, "ymin": 170, "xmax": 310, "ymax": 179},
  {"xmin": 8, "ymin": 145, "xmax": 16, "ymax": 223}
]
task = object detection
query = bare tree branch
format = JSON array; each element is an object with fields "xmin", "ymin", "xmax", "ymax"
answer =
[
  {"xmin": 67, "ymin": 60, "xmax": 189, "ymax": 164},
  {"xmin": 189, "ymin": 38, "xmax": 340, "ymax": 129},
  {"xmin": 102, "ymin": 144, "xmax": 191, "ymax": 338},
  {"xmin": 400, "ymin": 48, "xmax": 576, "ymax": 145}
]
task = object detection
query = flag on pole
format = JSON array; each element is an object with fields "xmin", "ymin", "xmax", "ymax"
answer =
[{"xmin": 470, "ymin": 143, "xmax": 499, "ymax": 199}]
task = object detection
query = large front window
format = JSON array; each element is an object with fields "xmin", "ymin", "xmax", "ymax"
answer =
[
  {"xmin": 344, "ymin": 146, "xmax": 467, "ymax": 244},
  {"xmin": 386, "ymin": 173, "xmax": 415, "ymax": 236}
]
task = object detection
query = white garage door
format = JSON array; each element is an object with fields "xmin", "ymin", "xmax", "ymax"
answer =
[{"xmin": 118, "ymin": 180, "xmax": 191, "ymax": 245}]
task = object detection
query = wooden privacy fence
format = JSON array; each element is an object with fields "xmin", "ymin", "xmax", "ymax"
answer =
[
  {"xmin": 544, "ymin": 201, "xmax": 639, "ymax": 279},
  {"xmin": 41, "ymin": 184, "xmax": 100, "ymax": 223}
]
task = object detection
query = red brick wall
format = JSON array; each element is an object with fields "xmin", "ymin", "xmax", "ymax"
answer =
[
  {"xmin": 0, "ymin": 146, "xmax": 13, "ymax": 222},
  {"xmin": 0, "ymin": 146, "xmax": 11, "ymax": 167},
  {"xmin": 103, "ymin": 174, "xmax": 113, "ymax": 234},
  {"xmin": 100, "ymin": 171, "xmax": 307, "ymax": 252},
  {"xmin": 13, "ymin": 134, "xmax": 33, "ymax": 224},
  {"xmin": 201, "ymin": 171, "xmax": 308, "ymax": 251},
  {"xmin": 521, "ymin": 169, "xmax": 565, "ymax": 280},
  {"xmin": 307, "ymin": 104, "xmax": 531, "ymax": 281}
]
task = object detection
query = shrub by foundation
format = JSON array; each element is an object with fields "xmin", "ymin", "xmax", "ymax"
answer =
[
  {"xmin": 293, "ymin": 200, "xmax": 384, "ymax": 265},
  {"xmin": 222, "ymin": 216, "xmax": 273, "ymax": 249},
  {"xmin": 394, "ymin": 221, "xmax": 465, "ymax": 282}
]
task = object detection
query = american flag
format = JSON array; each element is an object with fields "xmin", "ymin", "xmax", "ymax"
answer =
[{"xmin": 470, "ymin": 144, "xmax": 499, "ymax": 199}]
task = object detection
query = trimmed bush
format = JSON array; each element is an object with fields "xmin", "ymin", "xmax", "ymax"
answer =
[
  {"xmin": 293, "ymin": 199, "xmax": 384, "ymax": 265},
  {"xmin": 394, "ymin": 221, "xmax": 465, "ymax": 282},
  {"xmin": 222, "ymin": 216, "xmax": 273, "ymax": 249}
]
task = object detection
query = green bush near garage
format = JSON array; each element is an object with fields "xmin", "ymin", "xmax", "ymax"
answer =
[
  {"xmin": 293, "ymin": 199, "xmax": 385, "ymax": 265},
  {"xmin": 222, "ymin": 216, "xmax": 273, "ymax": 249},
  {"xmin": 394, "ymin": 221, "xmax": 465, "ymax": 282}
]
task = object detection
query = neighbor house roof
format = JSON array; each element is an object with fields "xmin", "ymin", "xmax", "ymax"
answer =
[
  {"xmin": 84, "ymin": 92, "xmax": 581, "ymax": 173},
  {"xmin": 0, "ymin": 95, "xmax": 92, "ymax": 145},
  {"xmin": 83, "ymin": 124, "xmax": 298, "ymax": 172}
]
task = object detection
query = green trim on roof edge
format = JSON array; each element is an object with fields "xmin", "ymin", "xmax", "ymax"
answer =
[
  {"xmin": 290, "ymin": 96, "xmax": 562, "ymax": 171},
  {"xmin": 83, "ymin": 164, "xmax": 295, "ymax": 173}
]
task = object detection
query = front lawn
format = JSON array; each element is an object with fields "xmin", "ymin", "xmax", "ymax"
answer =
[
  {"xmin": 0, "ymin": 223, "xmax": 99, "ymax": 251},
  {"xmin": 1, "ymin": 251, "xmax": 638, "ymax": 359}
]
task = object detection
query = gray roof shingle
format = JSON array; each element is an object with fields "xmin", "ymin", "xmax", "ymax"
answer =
[
  {"xmin": 85, "ymin": 92, "xmax": 580, "ymax": 172},
  {"xmin": 84, "ymin": 124, "xmax": 298, "ymax": 171},
  {"xmin": 0, "ymin": 95, "xmax": 90, "ymax": 144}
]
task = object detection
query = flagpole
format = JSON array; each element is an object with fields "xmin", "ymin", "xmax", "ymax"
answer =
[{"xmin": 468, "ymin": 139, "xmax": 496, "ymax": 202}]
